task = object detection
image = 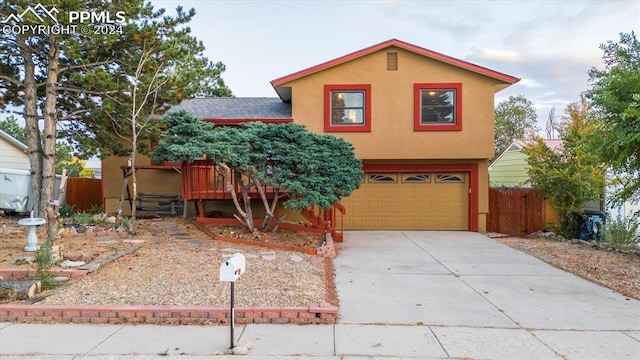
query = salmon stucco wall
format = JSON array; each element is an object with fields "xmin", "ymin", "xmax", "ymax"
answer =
[
  {"xmin": 102, "ymin": 153, "xmax": 182, "ymax": 216},
  {"xmin": 275, "ymin": 46, "xmax": 512, "ymax": 232},
  {"xmin": 279, "ymin": 47, "xmax": 504, "ymax": 161}
]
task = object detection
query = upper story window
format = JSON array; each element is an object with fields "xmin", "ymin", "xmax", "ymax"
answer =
[
  {"xmin": 414, "ymin": 83, "xmax": 462, "ymax": 131},
  {"xmin": 324, "ymin": 84, "xmax": 371, "ymax": 132}
]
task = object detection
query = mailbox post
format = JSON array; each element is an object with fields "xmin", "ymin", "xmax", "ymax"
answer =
[{"xmin": 219, "ymin": 253, "xmax": 246, "ymax": 350}]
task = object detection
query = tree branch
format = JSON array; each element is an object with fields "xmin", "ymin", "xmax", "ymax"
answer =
[
  {"xmin": 56, "ymin": 86, "xmax": 120, "ymax": 95},
  {"xmin": 0, "ymin": 75, "xmax": 22, "ymax": 87},
  {"xmin": 58, "ymin": 59, "xmax": 115, "ymax": 75},
  {"xmin": 219, "ymin": 163, "xmax": 247, "ymax": 219}
]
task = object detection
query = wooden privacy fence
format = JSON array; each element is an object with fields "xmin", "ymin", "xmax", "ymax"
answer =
[
  {"xmin": 65, "ymin": 178, "xmax": 103, "ymax": 212},
  {"xmin": 487, "ymin": 187, "xmax": 544, "ymax": 236}
]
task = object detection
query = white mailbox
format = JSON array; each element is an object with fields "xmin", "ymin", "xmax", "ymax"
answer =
[{"xmin": 219, "ymin": 253, "xmax": 246, "ymax": 282}]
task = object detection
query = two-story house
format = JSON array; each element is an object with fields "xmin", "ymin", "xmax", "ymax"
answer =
[{"xmin": 101, "ymin": 39, "xmax": 519, "ymax": 232}]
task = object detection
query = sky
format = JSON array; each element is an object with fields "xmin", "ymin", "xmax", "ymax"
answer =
[
  {"xmin": 151, "ymin": 0, "xmax": 639, "ymax": 133},
  {"xmin": 1, "ymin": 0, "xmax": 637, "ymax": 168}
]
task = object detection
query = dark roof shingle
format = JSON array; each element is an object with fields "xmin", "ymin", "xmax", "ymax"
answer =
[{"xmin": 168, "ymin": 97, "xmax": 291, "ymax": 120}]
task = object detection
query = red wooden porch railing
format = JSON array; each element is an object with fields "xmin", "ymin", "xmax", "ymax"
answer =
[{"xmin": 181, "ymin": 160, "xmax": 345, "ymax": 241}]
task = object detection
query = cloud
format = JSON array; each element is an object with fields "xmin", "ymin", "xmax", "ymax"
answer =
[{"xmin": 471, "ymin": 49, "xmax": 522, "ymax": 64}]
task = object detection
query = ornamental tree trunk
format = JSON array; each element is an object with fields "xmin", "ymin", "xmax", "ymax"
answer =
[
  {"xmin": 18, "ymin": 33, "xmax": 60, "ymax": 238},
  {"xmin": 42, "ymin": 34, "xmax": 60, "ymax": 237},
  {"xmin": 219, "ymin": 163, "xmax": 254, "ymax": 231},
  {"xmin": 18, "ymin": 36, "xmax": 43, "ymax": 219}
]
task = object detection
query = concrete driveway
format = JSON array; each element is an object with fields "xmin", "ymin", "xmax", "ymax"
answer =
[{"xmin": 333, "ymin": 231, "xmax": 640, "ymax": 359}]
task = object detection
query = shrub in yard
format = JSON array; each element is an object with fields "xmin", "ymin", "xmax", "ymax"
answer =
[
  {"xmin": 87, "ymin": 204, "xmax": 103, "ymax": 214},
  {"xmin": 604, "ymin": 215, "xmax": 640, "ymax": 249},
  {"xmin": 152, "ymin": 114, "xmax": 363, "ymax": 232},
  {"xmin": 523, "ymin": 97, "xmax": 605, "ymax": 239},
  {"xmin": 58, "ymin": 203, "xmax": 75, "ymax": 218},
  {"xmin": 74, "ymin": 212, "xmax": 94, "ymax": 225},
  {"xmin": 35, "ymin": 236, "xmax": 56, "ymax": 290},
  {"xmin": 119, "ymin": 217, "xmax": 132, "ymax": 228}
]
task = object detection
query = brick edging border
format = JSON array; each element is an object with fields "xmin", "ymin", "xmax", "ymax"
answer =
[
  {"xmin": 193, "ymin": 221, "xmax": 319, "ymax": 255},
  {"xmin": 0, "ymin": 258, "xmax": 339, "ymax": 325},
  {"xmin": 0, "ymin": 303, "xmax": 338, "ymax": 325},
  {"xmin": 0, "ymin": 268, "xmax": 89, "ymax": 280}
]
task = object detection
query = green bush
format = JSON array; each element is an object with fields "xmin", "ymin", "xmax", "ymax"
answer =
[
  {"xmin": 604, "ymin": 215, "xmax": 640, "ymax": 249},
  {"xmin": 119, "ymin": 217, "xmax": 132, "ymax": 227},
  {"xmin": 74, "ymin": 212, "xmax": 94, "ymax": 225},
  {"xmin": 87, "ymin": 204, "xmax": 103, "ymax": 215},
  {"xmin": 559, "ymin": 211, "xmax": 583, "ymax": 239},
  {"xmin": 58, "ymin": 203, "xmax": 75, "ymax": 218},
  {"xmin": 35, "ymin": 237, "xmax": 55, "ymax": 290}
]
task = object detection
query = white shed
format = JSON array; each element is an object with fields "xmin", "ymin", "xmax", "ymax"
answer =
[{"xmin": 0, "ymin": 129, "xmax": 29, "ymax": 170}]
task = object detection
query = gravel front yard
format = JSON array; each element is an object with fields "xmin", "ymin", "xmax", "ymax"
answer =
[
  {"xmin": 3, "ymin": 215, "xmax": 639, "ymax": 306},
  {"xmin": 1, "ymin": 217, "xmax": 328, "ymax": 307},
  {"xmin": 493, "ymin": 235, "xmax": 640, "ymax": 300}
]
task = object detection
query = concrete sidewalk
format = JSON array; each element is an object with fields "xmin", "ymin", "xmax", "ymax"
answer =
[{"xmin": 1, "ymin": 231, "xmax": 639, "ymax": 359}]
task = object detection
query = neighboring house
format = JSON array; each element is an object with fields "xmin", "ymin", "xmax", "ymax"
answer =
[
  {"xmin": 489, "ymin": 139, "xmax": 564, "ymax": 229},
  {"xmin": 488, "ymin": 139, "xmax": 562, "ymax": 188},
  {"xmin": 0, "ymin": 130, "xmax": 30, "ymax": 212},
  {"xmin": 605, "ymin": 182, "xmax": 640, "ymax": 219},
  {"xmin": 0, "ymin": 129, "xmax": 29, "ymax": 170},
  {"xmin": 102, "ymin": 39, "xmax": 520, "ymax": 232},
  {"xmin": 487, "ymin": 139, "xmax": 640, "ymax": 224}
]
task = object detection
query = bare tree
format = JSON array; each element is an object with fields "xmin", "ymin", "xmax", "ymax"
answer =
[
  {"xmin": 546, "ymin": 107, "xmax": 556, "ymax": 139},
  {"xmin": 109, "ymin": 42, "xmax": 169, "ymax": 234}
]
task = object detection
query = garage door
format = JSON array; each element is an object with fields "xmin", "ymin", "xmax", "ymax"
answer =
[{"xmin": 340, "ymin": 172, "xmax": 468, "ymax": 230}]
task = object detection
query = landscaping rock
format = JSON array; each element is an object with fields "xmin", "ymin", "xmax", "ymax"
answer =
[
  {"xmin": 14, "ymin": 256, "xmax": 36, "ymax": 265},
  {"xmin": 122, "ymin": 239, "xmax": 145, "ymax": 244},
  {"xmin": 61, "ymin": 260, "xmax": 85, "ymax": 268},
  {"xmin": 50, "ymin": 245, "xmax": 62, "ymax": 263},
  {"xmin": 52, "ymin": 276, "xmax": 70, "ymax": 283},
  {"xmin": 64, "ymin": 251, "xmax": 84, "ymax": 262},
  {"xmin": 289, "ymin": 254, "xmax": 303, "ymax": 263},
  {"xmin": 231, "ymin": 346, "xmax": 249, "ymax": 355}
]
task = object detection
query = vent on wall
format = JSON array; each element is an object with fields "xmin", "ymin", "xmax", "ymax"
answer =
[{"xmin": 387, "ymin": 52, "xmax": 398, "ymax": 71}]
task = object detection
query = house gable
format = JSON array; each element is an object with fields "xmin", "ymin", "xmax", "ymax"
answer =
[
  {"xmin": 489, "ymin": 147, "xmax": 531, "ymax": 187},
  {"xmin": 271, "ymin": 38, "xmax": 520, "ymax": 102}
]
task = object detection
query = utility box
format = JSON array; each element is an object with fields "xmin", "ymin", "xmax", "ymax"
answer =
[
  {"xmin": 219, "ymin": 253, "xmax": 246, "ymax": 282},
  {"xmin": 577, "ymin": 210, "xmax": 606, "ymax": 241}
]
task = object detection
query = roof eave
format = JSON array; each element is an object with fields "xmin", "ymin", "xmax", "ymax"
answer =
[
  {"xmin": 0, "ymin": 130, "xmax": 28, "ymax": 151},
  {"xmin": 270, "ymin": 38, "xmax": 520, "ymax": 88},
  {"xmin": 203, "ymin": 118, "xmax": 293, "ymax": 125}
]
